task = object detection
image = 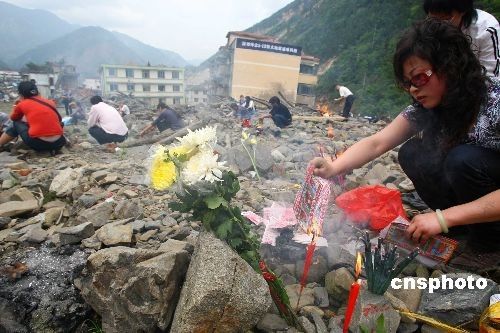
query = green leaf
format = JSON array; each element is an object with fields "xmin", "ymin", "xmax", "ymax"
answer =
[
  {"xmin": 375, "ymin": 314, "xmax": 386, "ymax": 333},
  {"xmin": 216, "ymin": 221, "xmax": 232, "ymax": 239},
  {"xmin": 229, "ymin": 238, "xmax": 243, "ymax": 248},
  {"xmin": 359, "ymin": 326, "xmax": 370, "ymax": 333},
  {"xmin": 202, "ymin": 210, "xmax": 216, "ymax": 225},
  {"xmin": 204, "ymin": 195, "xmax": 227, "ymax": 209}
]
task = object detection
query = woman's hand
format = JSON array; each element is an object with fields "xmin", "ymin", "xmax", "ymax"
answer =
[
  {"xmin": 310, "ymin": 157, "xmax": 336, "ymax": 179},
  {"xmin": 406, "ymin": 211, "xmax": 443, "ymax": 243}
]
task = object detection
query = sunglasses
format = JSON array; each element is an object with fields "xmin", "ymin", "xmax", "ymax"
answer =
[{"xmin": 401, "ymin": 69, "xmax": 433, "ymax": 90}]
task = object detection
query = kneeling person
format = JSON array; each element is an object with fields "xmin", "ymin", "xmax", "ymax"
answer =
[
  {"xmin": 88, "ymin": 96, "xmax": 128, "ymax": 144},
  {"xmin": 0, "ymin": 81, "xmax": 65, "ymax": 153},
  {"xmin": 140, "ymin": 102, "xmax": 184, "ymax": 137},
  {"xmin": 261, "ymin": 96, "xmax": 292, "ymax": 128}
]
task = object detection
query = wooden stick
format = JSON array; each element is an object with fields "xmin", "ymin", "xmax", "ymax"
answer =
[
  {"xmin": 294, "ymin": 115, "xmax": 347, "ymax": 122},
  {"xmin": 118, "ymin": 121, "xmax": 205, "ymax": 148},
  {"xmin": 278, "ymin": 91, "xmax": 295, "ymax": 108},
  {"xmin": 250, "ymin": 96, "xmax": 271, "ymax": 107}
]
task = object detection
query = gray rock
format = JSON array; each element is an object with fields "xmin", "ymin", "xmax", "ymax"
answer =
[
  {"xmin": 256, "ymin": 313, "xmax": 289, "ymax": 332},
  {"xmin": 10, "ymin": 188, "xmax": 36, "ymax": 201},
  {"xmin": 55, "ymin": 222, "xmax": 95, "ymax": 245},
  {"xmin": 0, "ymin": 200, "xmax": 39, "ymax": 217},
  {"xmin": 114, "ymin": 199, "xmax": 143, "ymax": 219},
  {"xmin": 77, "ymin": 201, "xmax": 114, "ymax": 228},
  {"xmin": 0, "ymin": 216, "xmax": 10, "ymax": 230},
  {"xmin": 96, "ymin": 224, "xmax": 133, "ymax": 246},
  {"xmin": 313, "ymin": 286, "xmax": 330, "ymax": 307},
  {"xmin": 298, "ymin": 316, "xmax": 316, "ymax": 333},
  {"xmin": 418, "ymin": 273, "xmax": 496, "ymax": 328},
  {"xmin": 49, "ymin": 167, "xmax": 84, "ymax": 197},
  {"xmin": 158, "ymin": 239, "xmax": 194, "ymax": 254},
  {"xmin": 388, "ymin": 277, "xmax": 422, "ymax": 311},
  {"xmin": 91, "ymin": 170, "xmax": 108, "ymax": 181},
  {"xmin": 311, "ymin": 312, "xmax": 328, "ymax": 333},
  {"xmin": 76, "ymin": 245, "xmax": 190, "ymax": 333},
  {"xmin": 170, "ymin": 231, "xmax": 271, "ymax": 333},
  {"xmin": 325, "ymin": 268, "xmax": 354, "ymax": 297},
  {"xmin": 350, "ymin": 291, "xmax": 400, "ymax": 333},
  {"xmin": 296, "ymin": 255, "xmax": 328, "ymax": 284},
  {"xmin": 18, "ymin": 224, "xmax": 48, "ymax": 243},
  {"xmin": 77, "ymin": 193, "xmax": 100, "ymax": 208},
  {"xmin": 130, "ymin": 220, "xmax": 146, "ymax": 232},
  {"xmin": 285, "ymin": 284, "xmax": 315, "ymax": 309},
  {"xmin": 144, "ymin": 220, "xmax": 162, "ymax": 230},
  {"xmin": 81, "ymin": 234, "xmax": 102, "ymax": 249},
  {"xmin": 170, "ymin": 226, "xmax": 191, "ymax": 241},
  {"xmin": 42, "ymin": 206, "xmax": 64, "ymax": 228},
  {"xmin": 364, "ymin": 163, "xmax": 395, "ymax": 184}
]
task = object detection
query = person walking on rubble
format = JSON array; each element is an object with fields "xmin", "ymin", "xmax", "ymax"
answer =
[
  {"xmin": 0, "ymin": 81, "xmax": 66, "ymax": 154},
  {"xmin": 334, "ymin": 84, "xmax": 355, "ymax": 118},
  {"xmin": 311, "ymin": 19, "xmax": 500, "ymax": 260},
  {"xmin": 139, "ymin": 102, "xmax": 184, "ymax": 136},
  {"xmin": 87, "ymin": 95, "xmax": 128, "ymax": 146}
]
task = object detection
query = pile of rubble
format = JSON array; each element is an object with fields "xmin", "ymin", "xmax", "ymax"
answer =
[{"xmin": 0, "ymin": 100, "xmax": 497, "ymax": 333}]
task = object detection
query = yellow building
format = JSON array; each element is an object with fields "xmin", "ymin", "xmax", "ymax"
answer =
[
  {"xmin": 101, "ymin": 64, "xmax": 185, "ymax": 107},
  {"xmin": 209, "ymin": 31, "xmax": 319, "ymax": 107}
]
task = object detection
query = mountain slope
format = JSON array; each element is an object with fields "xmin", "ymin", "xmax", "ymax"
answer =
[
  {"xmin": 247, "ymin": 0, "xmax": 499, "ymax": 117},
  {"xmin": 112, "ymin": 31, "xmax": 188, "ymax": 67},
  {"xmin": 12, "ymin": 26, "xmax": 189, "ymax": 77},
  {"xmin": 0, "ymin": 1, "xmax": 78, "ymax": 61},
  {"xmin": 12, "ymin": 26, "xmax": 145, "ymax": 77}
]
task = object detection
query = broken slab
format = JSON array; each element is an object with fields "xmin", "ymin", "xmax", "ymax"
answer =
[
  {"xmin": 0, "ymin": 200, "xmax": 39, "ymax": 217},
  {"xmin": 170, "ymin": 231, "xmax": 271, "ymax": 333}
]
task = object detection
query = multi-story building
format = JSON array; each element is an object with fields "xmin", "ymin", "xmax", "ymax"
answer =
[
  {"xmin": 209, "ymin": 31, "xmax": 319, "ymax": 107},
  {"xmin": 100, "ymin": 64, "xmax": 185, "ymax": 107},
  {"xmin": 185, "ymin": 85, "xmax": 208, "ymax": 105}
]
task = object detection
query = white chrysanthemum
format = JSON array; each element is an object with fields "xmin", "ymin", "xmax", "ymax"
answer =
[
  {"xmin": 176, "ymin": 126, "xmax": 217, "ymax": 150},
  {"xmin": 181, "ymin": 150, "xmax": 228, "ymax": 185}
]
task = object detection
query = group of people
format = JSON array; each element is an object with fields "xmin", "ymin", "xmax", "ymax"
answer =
[
  {"xmin": 312, "ymin": 0, "xmax": 499, "ymax": 258},
  {"xmin": 0, "ymin": 79, "xmax": 190, "ymax": 154},
  {"xmin": 232, "ymin": 94, "xmax": 293, "ymax": 130}
]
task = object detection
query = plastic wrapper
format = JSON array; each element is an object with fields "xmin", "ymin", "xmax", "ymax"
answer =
[{"xmin": 335, "ymin": 184, "xmax": 407, "ymax": 230}]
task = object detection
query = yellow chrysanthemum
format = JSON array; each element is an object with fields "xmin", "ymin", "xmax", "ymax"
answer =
[
  {"xmin": 150, "ymin": 148, "xmax": 177, "ymax": 190},
  {"xmin": 168, "ymin": 145, "xmax": 194, "ymax": 159}
]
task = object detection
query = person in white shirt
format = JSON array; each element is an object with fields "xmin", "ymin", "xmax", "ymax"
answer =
[
  {"xmin": 87, "ymin": 96, "xmax": 128, "ymax": 145},
  {"xmin": 424, "ymin": 0, "xmax": 499, "ymax": 77},
  {"xmin": 120, "ymin": 103, "xmax": 130, "ymax": 116},
  {"xmin": 334, "ymin": 84, "xmax": 355, "ymax": 118}
]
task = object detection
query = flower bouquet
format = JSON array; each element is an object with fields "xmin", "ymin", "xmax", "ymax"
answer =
[{"xmin": 148, "ymin": 126, "xmax": 298, "ymax": 326}]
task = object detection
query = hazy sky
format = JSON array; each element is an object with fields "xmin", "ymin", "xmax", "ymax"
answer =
[{"xmin": 4, "ymin": 0, "xmax": 294, "ymax": 61}]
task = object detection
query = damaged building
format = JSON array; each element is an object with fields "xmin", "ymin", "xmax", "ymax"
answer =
[
  {"xmin": 209, "ymin": 31, "xmax": 319, "ymax": 107},
  {"xmin": 100, "ymin": 64, "xmax": 186, "ymax": 107}
]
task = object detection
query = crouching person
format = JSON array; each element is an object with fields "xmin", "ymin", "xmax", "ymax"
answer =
[
  {"xmin": 88, "ymin": 96, "xmax": 128, "ymax": 145},
  {"xmin": 0, "ymin": 81, "xmax": 66, "ymax": 154}
]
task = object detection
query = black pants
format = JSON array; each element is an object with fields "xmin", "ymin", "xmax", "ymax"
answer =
[
  {"xmin": 271, "ymin": 114, "xmax": 291, "ymax": 128},
  {"xmin": 6, "ymin": 121, "xmax": 66, "ymax": 152},
  {"xmin": 88, "ymin": 126, "xmax": 127, "ymax": 144},
  {"xmin": 398, "ymin": 138, "xmax": 500, "ymax": 250},
  {"xmin": 342, "ymin": 95, "xmax": 355, "ymax": 117}
]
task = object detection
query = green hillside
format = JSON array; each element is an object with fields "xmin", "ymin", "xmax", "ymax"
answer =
[{"xmin": 247, "ymin": 0, "xmax": 499, "ymax": 117}]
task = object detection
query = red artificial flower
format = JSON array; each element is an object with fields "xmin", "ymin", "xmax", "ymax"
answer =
[{"xmin": 262, "ymin": 272, "xmax": 276, "ymax": 282}]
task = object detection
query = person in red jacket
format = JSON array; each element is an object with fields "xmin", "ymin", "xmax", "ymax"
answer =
[{"xmin": 0, "ymin": 81, "xmax": 66, "ymax": 153}]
